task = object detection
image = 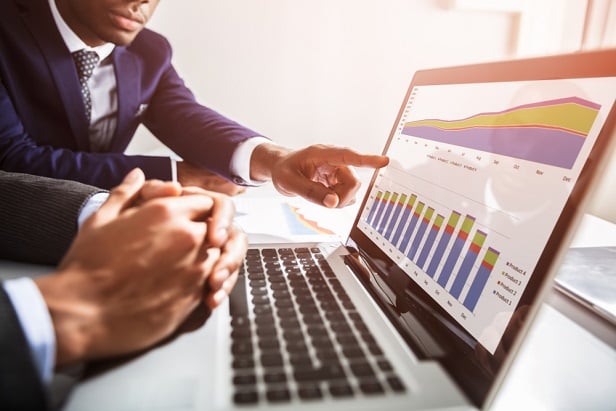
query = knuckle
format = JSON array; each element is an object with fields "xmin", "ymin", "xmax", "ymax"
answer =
[
  {"xmin": 145, "ymin": 200, "xmax": 175, "ymax": 220},
  {"xmin": 176, "ymin": 226, "xmax": 202, "ymax": 249},
  {"xmin": 109, "ymin": 184, "xmax": 132, "ymax": 198}
]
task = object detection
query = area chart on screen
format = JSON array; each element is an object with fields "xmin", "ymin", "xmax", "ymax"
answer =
[{"xmin": 401, "ymin": 96, "xmax": 600, "ymax": 169}]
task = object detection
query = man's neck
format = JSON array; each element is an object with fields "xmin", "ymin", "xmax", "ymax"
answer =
[{"xmin": 48, "ymin": 0, "xmax": 114, "ymax": 58}]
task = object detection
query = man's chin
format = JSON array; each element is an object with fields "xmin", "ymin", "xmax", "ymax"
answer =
[{"xmin": 100, "ymin": 30, "xmax": 142, "ymax": 47}]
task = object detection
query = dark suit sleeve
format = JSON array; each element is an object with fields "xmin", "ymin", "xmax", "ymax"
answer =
[
  {"xmin": 0, "ymin": 286, "xmax": 50, "ymax": 410},
  {"xmin": 140, "ymin": 35, "xmax": 262, "ymax": 184},
  {"xmin": 0, "ymin": 76, "xmax": 173, "ymax": 189},
  {"xmin": 0, "ymin": 171, "xmax": 106, "ymax": 265}
]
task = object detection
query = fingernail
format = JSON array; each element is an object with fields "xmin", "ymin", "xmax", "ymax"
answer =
[
  {"xmin": 213, "ymin": 269, "xmax": 229, "ymax": 284},
  {"xmin": 124, "ymin": 168, "xmax": 142, "ymax": 183},
  {"xmin": 213, "ymin": 289, "xmax": 227, "ymax": 305},
  {"xmin": 323, "ymin": 193, "xmax": 338, "ymax": 208}
]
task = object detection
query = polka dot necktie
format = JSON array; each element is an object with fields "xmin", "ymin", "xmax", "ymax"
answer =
[{"xmin": 72, "ymin": 50, "xmax": 99, "ymax": 122}]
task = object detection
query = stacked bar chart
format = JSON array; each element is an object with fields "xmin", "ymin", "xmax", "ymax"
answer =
[
  {"xmin": 366, "ymin": 190, "xmax": 499, "ymax": 312},
  {"xmin": 358, "ymin": 80, "xmax": 615, "ymax": 354}
]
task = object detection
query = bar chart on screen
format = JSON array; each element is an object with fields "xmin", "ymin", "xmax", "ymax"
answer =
[
  {"xmin": 364, "ymin": 186, "xmax": 503, "ymax": 313},
  {"xmin": 357, "ymin": 77, "xmax": 616, "ymax": 353}
]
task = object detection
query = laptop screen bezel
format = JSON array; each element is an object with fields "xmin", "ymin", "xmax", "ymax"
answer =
[{"xmin": 346, "ymin": 48, "xmax": 616, "ymax": 407}]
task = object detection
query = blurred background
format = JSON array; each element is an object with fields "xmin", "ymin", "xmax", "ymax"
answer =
[{"xmin": 126, "ymin": 0, "xmax": 616, "ymax": 222}]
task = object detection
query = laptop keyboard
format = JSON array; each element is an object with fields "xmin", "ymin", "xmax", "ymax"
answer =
[{"xmin": 229, "ymin": 246, "xmax": 406, "ymax": 405}]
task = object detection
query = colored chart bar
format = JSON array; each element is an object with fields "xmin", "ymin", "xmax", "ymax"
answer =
[
  {"xmin": 426, "ymin": 211, "xmax": 461, "ymax": 278},
  {"xmin": 372, "ymin": 191, "xmax": 391, "ymax": 231},
  {"xmin": 399, "ymin": 202, "xmax": 425, "ymax": 254},
  {"xmin": 436, "ymin": 215, "xmax": 476, "ymax": 288},
  {"xmin": 450, "ymin": 230, "xmax": 487, "ymax": 298},
  {"xmin": 366, "ymin": 191, "xmax": 383, "ymax": 225},
  {"xmin": 417, "ymin": 214, "xmax": 445, "ymax": 268},
  {"xmin": 392, "ymin": 195, "xmax": 417, "ymax": 247},
  {"xmin": 384, "ymin": 194, "xmax": 407, "ymax": 242},
  {"xmin": 377, "ymin": 192, "xmax": 399, "ymax": 235},
  {"xmin": 464, "ymin": 247, "xmax": 500, "ymax": 311},
  {"xmin": 407, "ymin": 207, "xmax": 435, "ymax": 261},
  {"xmin": 367, "ymin": 188, "xmax": 502, "ymax": 313}
]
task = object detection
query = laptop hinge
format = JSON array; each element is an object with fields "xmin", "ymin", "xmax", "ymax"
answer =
[{"xmin": 344, "ymin": 251, "xmax": 445, "ymax": 358}]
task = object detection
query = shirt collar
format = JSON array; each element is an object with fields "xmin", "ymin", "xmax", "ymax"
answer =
[{"xmin": 48, "ymin": 0, "xmax": 115, "ymax": 62}]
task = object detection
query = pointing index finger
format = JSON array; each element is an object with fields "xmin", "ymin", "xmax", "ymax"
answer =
[{"xmin": 317, "ymin": 147, "xmax": 389, "ymax": 168}]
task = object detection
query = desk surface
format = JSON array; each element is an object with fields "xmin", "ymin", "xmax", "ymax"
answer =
[
  {"xmin": 1, "ymin": 188, "xmax": 615, "ymax": 410},
  {"xmin": 490, "ymin": 212, "xmax": 616, "ymax": 411}
]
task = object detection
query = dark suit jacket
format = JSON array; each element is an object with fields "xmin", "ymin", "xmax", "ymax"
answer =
[
  {"xmin": 0, "ymin": 170, "xmax": 104, "ymax": 265},
  {"xmin": 0, "ymin": 0, "xmax": 259, "ymax": 189},
  {"xmin": 0, "ymin": 170, "xmax": 105, "ymax": 410}
]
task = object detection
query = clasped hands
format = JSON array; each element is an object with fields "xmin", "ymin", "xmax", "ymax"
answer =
[
  {"xmin": 36, "ymin": 144, "xmax": 388, "ymax": 368},
  {"xmin": 35, "ymin": 168, "xmax": 246, "ymax": 367}
]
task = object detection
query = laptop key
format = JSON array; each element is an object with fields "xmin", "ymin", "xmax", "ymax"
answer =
[
  {"xmin": 329, "ymin": 382, "xmax": 354, "ymax": 397},
  {"xmin": 264, "ymin": 371, "xmax": 287, "ymax": 384},
  {"xmin": 293, "ymin": 364, "xmax": 346, "ymax": 382},
  {"xmin": 350, "ymin": 362, "xmax": 375, "ymax": 378},
  {"xmin": 377, "ymin": 359, "xmax": 393, "ymax": 371},
  {"xmin": 387, "ymin": 376, "xmax": 407, "ymax": 393},
  {"xmin": 233, "ymin": 391, "xmax": 259, "ymax": 404},
  {"xmin": 232, "ymin": 357, "xmax": 255, "ymax": 370},
  {"xmin": 266, "ymin": 388, "xmax": 291, "ymax": 403},
  {"xmin": 261, "ymin": 353, "xmax": 284, "ymax": 367},
  {"xmin": 232, "ymin": 374, "xmax": 256, "ymax": 385},
  {"xmin": 258, "ymin": 338, "xmax": 280, "ymax": 351},
  {"xmin": 231, "ymin": 341, "xmax": 253, "ymax": 356},
  {"xmin": 359, "ymin": 379, "xmax": 385, "ymax": 395},
  {"xmin": 298, "ymin": 384, "xmax": 323, "ymax": 400}
]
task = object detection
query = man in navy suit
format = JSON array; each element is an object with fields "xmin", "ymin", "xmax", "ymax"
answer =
[{"xmin": 0, "ymin": 0, "xmax": 388, "ymax": 207}]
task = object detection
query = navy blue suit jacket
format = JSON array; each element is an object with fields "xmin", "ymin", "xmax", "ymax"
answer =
[{"xmin": 0, "ymin": 0, "xmax": 259, "ymax": 188}]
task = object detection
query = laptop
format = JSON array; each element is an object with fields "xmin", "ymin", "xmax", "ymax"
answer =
[{"xmin": 62, "ymin": 48, "xmax": 616, "ymax": 410}]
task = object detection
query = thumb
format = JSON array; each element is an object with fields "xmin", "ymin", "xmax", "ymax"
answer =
[
  {"xmin": 94, "ymin": 168, "xmax": 145, "ymax": 225},
  {"xmin": 280, "ymin": 178, "xmax": 339, "ymax": 208}
]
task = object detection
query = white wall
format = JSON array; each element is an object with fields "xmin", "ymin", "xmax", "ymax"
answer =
[
  {"xmin": 126, "ymin": 0, "xmax": 616, "ymax": 222},
  {"xmin": 128, "ymin": 0, "xmax": 515, "ymax": 155}
]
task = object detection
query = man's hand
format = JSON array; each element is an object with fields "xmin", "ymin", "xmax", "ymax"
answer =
[
  {"xmin": 251, "ymin": 143, "xmax": 389, "ymax": 208},
  {"xmin": 34, "ymin": 169, "xmax": 246, "ymax": 366},
  {"xmin": 177, "ymin": 161, "xmax": 246, "ymax": 196},
  {"xmin": 180, "ymin": 186, "xmax": 247, "ymax": 310}
]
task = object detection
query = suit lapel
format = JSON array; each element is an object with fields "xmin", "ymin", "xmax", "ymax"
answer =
[
  {"xmin": 16, "ymin": 0, "xmax": 91, "ymax": 150},
  {"xmin": 111, "ymin": 47, "xmax": 141, "ymax": 152}
]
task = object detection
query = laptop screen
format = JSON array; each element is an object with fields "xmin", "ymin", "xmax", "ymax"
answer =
[{"xmin": 346, "ymin": 49, "xmax": 616, "ymax": 406}]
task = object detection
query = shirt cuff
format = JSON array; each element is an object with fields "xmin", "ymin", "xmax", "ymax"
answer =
[
  {"xmin": 77, "ymin": 192, "xmax": 109, "ymax": 228},
  {"xmin": 3, "ymin": 277, "xmax": 56, "ymax": 384},
  {"xmin": 229, "ymin": 136, "xmax": 271, "ymax": 186},
  {"xmin": 171, "ymin": 158, "xmax": 178, "ymax": 182}
]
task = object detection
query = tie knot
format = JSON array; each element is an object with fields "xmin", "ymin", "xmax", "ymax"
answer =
[{"xmin": 72, "ymin": 50, "xmax": 99, "ymax": 82}]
